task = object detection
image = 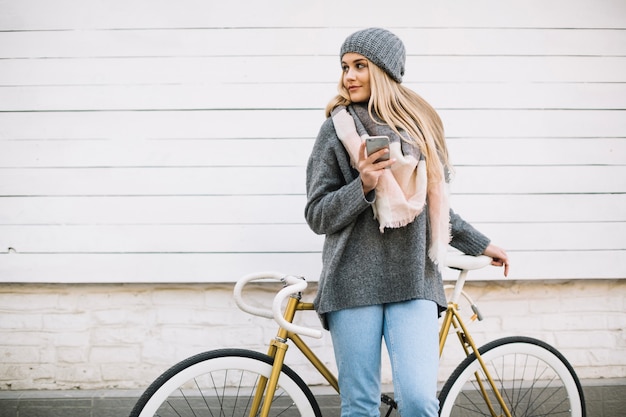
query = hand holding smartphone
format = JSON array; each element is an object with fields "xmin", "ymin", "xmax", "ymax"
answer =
[{"xmin": 365, "ymin": 136, "xmax": 390, "ymax": 163}]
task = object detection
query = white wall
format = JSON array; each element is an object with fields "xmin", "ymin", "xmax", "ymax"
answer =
[
  {"xmin": 0, "ymin": 0, "xmax": 624, "ymax": 282},
  {"xmin": 0, "ymin": 0, "xmax": 624, "ymax": 390},
  {"xmin": 1, "ymin": 280, "xmax": 624, "ymax": 390}
]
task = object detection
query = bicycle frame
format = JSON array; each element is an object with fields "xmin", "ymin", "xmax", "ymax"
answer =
[
  {"xmin": 248, "ymin": 270, "xmax": 513, "ymax": 417},
  {"xmin": 439, "ymin": 267, "xmax": 513, "ymax": 417},
  {"xmin": 439, "ymin": 300, "xmax": 512, "ymax": 417}
]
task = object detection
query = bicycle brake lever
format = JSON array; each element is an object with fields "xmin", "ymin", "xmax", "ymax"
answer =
[{"xmin": 471, "ymin": 304, "xmax": 484, "ymax": 321}]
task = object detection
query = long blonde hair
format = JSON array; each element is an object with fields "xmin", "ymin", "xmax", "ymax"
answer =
[{"xmin": 325, "ymin": 61, "xmax": 451, "ymax": 183}]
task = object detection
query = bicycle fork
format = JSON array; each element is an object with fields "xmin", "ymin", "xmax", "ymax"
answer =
[{"xmin": 440, "ymin": 304, "xmax": 513, "ymax": 417}]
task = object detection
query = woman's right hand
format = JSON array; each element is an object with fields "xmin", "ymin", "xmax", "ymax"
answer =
[
  {"xmin": 358, "ymin": 141, "xmax": 395, "ymax": 194},
  {"xmin": 482, "ymin": 243, "xmax": 510, "ymax": 277}
]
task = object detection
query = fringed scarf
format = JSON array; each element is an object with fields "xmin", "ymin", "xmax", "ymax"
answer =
[{"xmin": 331, "ymin": 104, "xmax": 451, "ymax": 270}]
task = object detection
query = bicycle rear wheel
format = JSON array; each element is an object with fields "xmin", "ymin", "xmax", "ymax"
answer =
[
  {"xmin": 129, "ymin": 348, "xmax": 321, "ymax": 417},
  {"xmin": 438, "ymin": 336, "xmax": 585, "ymax": 417}
]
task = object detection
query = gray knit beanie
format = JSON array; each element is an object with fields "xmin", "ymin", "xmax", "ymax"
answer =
[{"xmin": 340, "ymin": 27, "xmax": 406, "ymax": 83}]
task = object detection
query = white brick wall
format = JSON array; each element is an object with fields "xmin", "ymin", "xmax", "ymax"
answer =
[{"xmin": 0, "ymin": 280, "xmax": 623, "ymax": 390}]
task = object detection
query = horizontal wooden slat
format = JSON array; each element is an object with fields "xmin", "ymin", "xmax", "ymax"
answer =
[
  {"xmin": 0, "ymin": 138, "xmax": 314, "ymax": 168},
  {"xmin": 0, "ymin": 224, "xmax": 323, "ymax": 253},
  {"xmin": 451, "ymin": 166, "xmax": 626, "ymax": 194},
  {"xmin": 1, "ymin": 0, "xmax": 624, "ymax": 30},
  {"xmin": 441, "ymin": 109, "xmax": 626, "ymax": 138},
  {"xmin": 0, "ymin": 250, "xmax": 623, "ymax": 283},
  {"xmin": 1, "ymin": 56, "xmax": 625, "ymax": 86},
  {"xmin": 0, "ymin": 222, "xmax": 621, "ymax": 253},
  {"xmin": 449, "ymin": 194, "xmax": 626, "ymax": 223},
  {"xmin": 0, "ymin": 195, "xmax": 308, "ymax": 224},
  {"xmin": 2, "ymin": 28, "xmax": 624, "ymax": 58},
  {"xmin": 448, "ymin": 138, "xmax": 626, "ymax": 166},
  {"xmin": 0, "ymin": 110, "xmax": 324, "ymax": 140},
  {"xmin": 1, "ymin": 138, "xmax": 623, "ymax": 168},
  {"xmin": 0, "ymin": 110, "xmax": 624, "ymax": 140},
  {"xmin": 0, "ymin": 166, "xmax": 622, "ymax": 195},
  {"xmin": 2, "ymin": 82, "xmax": 625, "ymax": 111},
  {"xmin": 472, "ymin": 222, "xmax": 626, "ymax": 252},
  {"xmin": 1, "ymin": 194, "xmax": 624, "ymax": 225},
  {"xmin": 0, "ymin": 167, "xmax": 305, "ymax": 196}
]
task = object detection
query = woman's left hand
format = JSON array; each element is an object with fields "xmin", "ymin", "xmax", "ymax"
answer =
[
  {"xmin": 482, "ymin": 244, "xmax": 510, "ymax": 277},
  {"xmin": 357, "ymin": 141, "xmax": 395, "ymax": 194}
]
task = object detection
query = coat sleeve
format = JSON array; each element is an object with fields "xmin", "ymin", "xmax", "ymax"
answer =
[
  {"xmin": 304, "ymin": 119, "xmax": 374, "ymax": 235},
  {"xmin": 448, "ymin": 209, "xmax": 491, "ymax": 256}
]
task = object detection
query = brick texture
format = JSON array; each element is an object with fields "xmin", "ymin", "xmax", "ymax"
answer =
[{"xmin": 0, "ymin": 280, "xmax": 624, "ymax": 390}]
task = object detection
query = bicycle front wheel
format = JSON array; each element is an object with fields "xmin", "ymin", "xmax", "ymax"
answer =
[
  {"xmin": 438, "ymin": 336, "xmax": 585, "ymax": 417},
  {"xmin": 129, "ymin": 348, "xmax": 321, "ymax": 417}
]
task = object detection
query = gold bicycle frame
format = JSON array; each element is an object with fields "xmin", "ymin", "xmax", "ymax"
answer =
[
  {"xmin": 249, "ymin": 289, "xmax": 513, "ymax": 417},
  {"xmin": 439, "ymin": 301, "xmax": 513, "ymax": 417}
]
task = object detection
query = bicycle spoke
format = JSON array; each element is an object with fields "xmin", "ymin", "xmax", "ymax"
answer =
[{"xmin": 148, "ymin": 368, "xmax": 304, "ymax": 417}]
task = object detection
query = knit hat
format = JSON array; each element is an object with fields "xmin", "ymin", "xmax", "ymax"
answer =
[{"xmin": 340, "ymin": 27, "xmax": 406, "ymax": 83}]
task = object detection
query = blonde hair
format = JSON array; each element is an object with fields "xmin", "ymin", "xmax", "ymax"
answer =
[{"xmin": 325, "ymin": 61, "xmax": 451, "ymax": 183}]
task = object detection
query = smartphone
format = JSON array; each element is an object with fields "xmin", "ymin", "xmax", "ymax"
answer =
[{"xmin": 365, "ymin": 136, "xmax": 390, "ymax": 163}]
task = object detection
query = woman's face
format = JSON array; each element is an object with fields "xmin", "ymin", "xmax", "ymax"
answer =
[{"xmin": 341, "ymin": 52, "xmax": 371, "ymax": 103}]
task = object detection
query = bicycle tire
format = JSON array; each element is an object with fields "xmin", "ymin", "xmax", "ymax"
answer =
[
  {"xmin": 438, "ymin": 336, "xmax": 585, "ymax": 417},
  {"xmin": 129, "ymin": 348, "xmax": 322, "ymax": 417}
]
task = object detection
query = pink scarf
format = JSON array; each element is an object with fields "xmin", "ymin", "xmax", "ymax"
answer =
[{"xmin": 332, "ymin": 106, "xmax": 451, "ymax": 270}]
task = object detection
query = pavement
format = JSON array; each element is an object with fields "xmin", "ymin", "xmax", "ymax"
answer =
[
  {"xmin": 0, "ymin": 388, "xmax": 342, "ymax": 417},
  {"xmin": 0, "ymin": 382, "xmax": 624, "ymax": 417}
]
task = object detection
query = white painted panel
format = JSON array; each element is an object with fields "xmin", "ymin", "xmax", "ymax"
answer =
[
  {"xmin": 0, "ymin": 110, "xmax": 325, "ymax": 140},
  {"xmin": 0, "ymin": 84, "xmax": 332, "ymax": 111},
  {"xmin": 1, "ymin": 56, "xmax": 624, "ymax": 85},
  {"xmin": 2, "ymin": 28, "xmax": 624, "ymax": 58},
  {"xmin": 1, "ymin": 0, "xmax": 624, "ymax": 30},
  {"xmin": 0, "ymin": 222, "xmax": 620, "ymax": 253},
  {"xmin": 441, "ymin": 109, "xmax": 626, "ymax": 138},
  {"xmin": 415, "ymin": 83, "xmax": 626, "ymax": 111},
  {"xmin": 472, "ymin": 222, "xmax": 626, "ymax": 252},
  {"xmin": 1, "ymin": 165, "xmax": 622, "ymax": 196},
  {"xmin": 0, "ymin": 138, "xmax": 314, "ymax": 168},
  {"xmin": 0, "ymin": 250, "xmax": 623, "ymax": 283},
  {"xmin": 1, "ymin": 195, "xmax": 624, "ymax": 226},
  {"xmin": 0, "ymin": 224, "xmax": 324, "ymax": 253},
  {"xmin": 448, "ymin": 138, "xmax": 626, "ymax": 166},
  {"xmin": 1, "ymin": 138, "xmax": 623, "ymax": 168},
  {"xmin": 1, "ymin": 110, "xmax": 624, "ymax": 140},
  {"xmin": 3, "ymin": 82, "xmax": 626, "ymax": 111},
  {"xmin": 451, "ymin": 166, "xmax": 626, "ymax": 194},
  {"xmin": 0, "ymin": 252, "xmax": 323, "ymax": 283},
  {"xmin": 449, "ymin": 194, "xmax": 626, "ymax": 223},
  {"xmin": 0, "ymin": 166, "xmax": 306, "ymax": 195},
  {"xmin": 0, "ymin": 195, "xmax": 309, "ymax": 225}
]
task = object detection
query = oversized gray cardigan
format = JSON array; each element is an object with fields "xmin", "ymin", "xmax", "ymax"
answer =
[{"xmin": 305, "ymin": 116, "xmax": 491, "ymax": 329}]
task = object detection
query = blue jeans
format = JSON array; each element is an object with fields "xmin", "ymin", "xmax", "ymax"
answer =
[{"xmin": 327, "ymin": 299, "xmax": 439, "ymax": 417}]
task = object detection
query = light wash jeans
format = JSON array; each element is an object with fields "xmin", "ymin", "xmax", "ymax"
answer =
[{"xmin": 327, "ymin": 299, "xmax": 440, "ymax": 417}]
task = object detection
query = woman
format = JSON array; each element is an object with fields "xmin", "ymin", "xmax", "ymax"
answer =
[{"xmin": 304, "ymin": 28, "xmax": 509, "ymax": 416}]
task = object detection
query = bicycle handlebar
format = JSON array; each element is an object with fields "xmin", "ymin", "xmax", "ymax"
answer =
[
  {"xmin": 234, "ymin": 255, "xmax": 492, "ymax": 340},
  {"xmin": 233, "ymin": 271, "xmax": 323, "ymax": 339},
  {"xmin": 272, "ymin": 275, "xmax": 323, "ymax": 339}
]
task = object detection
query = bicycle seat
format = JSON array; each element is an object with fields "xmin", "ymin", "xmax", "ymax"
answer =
[{"xmin": 446, "ymin": 254, "xmax": 492, "ymax": 271}]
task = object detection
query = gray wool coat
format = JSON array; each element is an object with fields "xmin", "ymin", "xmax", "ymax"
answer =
[{"xmin": 305, "ymin": 111, "xmax": 491, "ymax": 329}]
